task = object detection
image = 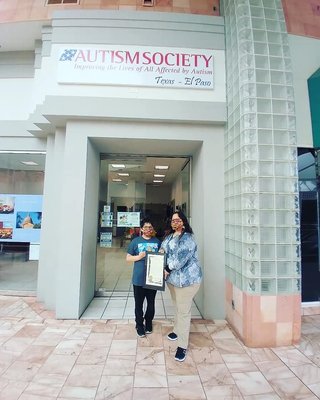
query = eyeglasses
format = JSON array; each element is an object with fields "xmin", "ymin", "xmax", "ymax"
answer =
[
  {"xmin": 171, "ymin": 219, "xmax": 182, "ymax": 223},
  {"xmin": 143, "ymin": 226, "xmax": 153, "ymax": 230}
]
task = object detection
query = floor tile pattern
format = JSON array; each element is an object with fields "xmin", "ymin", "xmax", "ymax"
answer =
[
  {"xmin": 0, "ymin": 295, "xmax": 320, "ymax": 399},
  {"xmin": 81, "ymin": 289, "xmax": 202, "ymax": 320}
]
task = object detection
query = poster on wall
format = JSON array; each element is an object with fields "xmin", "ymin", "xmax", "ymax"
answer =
[
  {"xmin": 117, "ymin": 212, "xmax": 140, "ymax": 227},
  {"xmin": 100, "ymin": 232, "xmax": 112, "ymax": 248},
  {"xmin": 101, "ymin": 212, "xmax": 113, "ymax": 228},
  {"xmin": 0, "ymin": 194, "xmax": 43, "ymax": 242}
]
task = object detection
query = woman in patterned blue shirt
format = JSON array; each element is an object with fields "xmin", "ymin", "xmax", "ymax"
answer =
[{"xmin": 161, "ymin": 210, "xmax": 202, "ymax": 362}]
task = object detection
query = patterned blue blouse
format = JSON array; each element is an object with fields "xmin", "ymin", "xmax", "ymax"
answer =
[{"xmin": 161, "ymin": 232, "xmax": 202, "ymax": 287}]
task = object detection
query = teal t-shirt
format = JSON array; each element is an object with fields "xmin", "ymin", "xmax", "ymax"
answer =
[{"xmin": 127, "ymin": 236, "xmax": 161, "ymax": 286}]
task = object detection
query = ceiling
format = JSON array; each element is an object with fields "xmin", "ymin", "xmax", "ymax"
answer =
[
  {"xmin": 0, "ymin": 152, "xmax": 46, "ymax": 171},
  {"xmin": 0, "ymin": 152, "xmax": 189, "ymax": 186},
  {"xmin": 102, "ymin": 156, "xmax": 189, "ymax": 185},
  {"xmin": 95, "ymin": 138, "xmax": 200, "ymax": 185}
]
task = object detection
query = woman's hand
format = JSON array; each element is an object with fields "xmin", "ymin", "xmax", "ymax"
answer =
[{"xmin": 164, "ymin": 270, "xmax": 170, "ymax": 279}]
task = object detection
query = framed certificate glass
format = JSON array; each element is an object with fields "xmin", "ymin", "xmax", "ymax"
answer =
[{"xmin": 144, "ymin": 251, "xmax": 166, "ymax": 291}]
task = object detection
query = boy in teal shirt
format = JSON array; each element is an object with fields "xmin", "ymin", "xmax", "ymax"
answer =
[{"xmin": 126, "ymin": 218, "xmax": 160, "ymax": 337}]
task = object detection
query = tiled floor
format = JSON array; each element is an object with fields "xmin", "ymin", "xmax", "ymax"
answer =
[
  {"xmin": 0, "ymin": 246, "xmax": 202, "ymax": 321},
  {"xmin": 86, "ymin": 246, "xmax": 202, "ymax": 320},
  {"xmin": 81, "ymin": 289, "xmax": 202, "ymax": 320},
  {"xmin": 1, "ymin": 295, "xmax": 320, "ymax": 399}
]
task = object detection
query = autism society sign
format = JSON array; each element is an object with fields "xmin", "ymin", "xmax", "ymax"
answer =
[{"xmin": 57, "ymin": 45, "xmax": 215, "ymax": 89}]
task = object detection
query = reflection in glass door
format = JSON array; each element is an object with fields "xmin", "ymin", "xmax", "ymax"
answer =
[{"xmin": 95, "ymin": 155, "xmax": 190, "ymax": 296}]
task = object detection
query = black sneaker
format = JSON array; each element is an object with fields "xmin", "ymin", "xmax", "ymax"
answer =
[
  {"xmin": 167, "ymin": 332, "xmax": 178, "ymax": 341},
  {"xmin": 145, "ymin": 322, "xmax": 152, "ymax": 334},
  {"xmin": 136, "ymin": 326, "xmax": 146, "ymax": 337},
  {"xmin": 175, "ymin": 347, "xmax": 187, "ymax": 362}
]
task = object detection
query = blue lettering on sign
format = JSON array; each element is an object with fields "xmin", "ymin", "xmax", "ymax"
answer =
[{"xmin": 59, "ymin": 49, "xmax": 77, "ymax": 61}]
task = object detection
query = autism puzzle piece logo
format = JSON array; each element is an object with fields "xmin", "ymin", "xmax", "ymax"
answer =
[{"xmin": 59, "ymin": 49, "xmax": 77, "ymax": 61}]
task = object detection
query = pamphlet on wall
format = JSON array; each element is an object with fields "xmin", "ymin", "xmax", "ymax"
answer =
[
  {"xmin": 101, "ymin": 212, "xmax": 113, "ymax": 227},
  {"xmin": 100, "ymin": 232, "xmax": 112, "ymax": 248}
]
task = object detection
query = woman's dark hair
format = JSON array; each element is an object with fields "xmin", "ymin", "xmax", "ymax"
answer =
[{"xmin": 168, "ymin": 210, "xmax": 193, "ymax": 235}]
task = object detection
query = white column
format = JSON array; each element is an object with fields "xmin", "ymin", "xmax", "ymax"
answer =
[
  {"xmin": 54, "ymin": 123, "xmax": 100, "ymax": 318},
  {"xmin": 37, "ymin": 128, "xmax": 65, "ymax": 309}
]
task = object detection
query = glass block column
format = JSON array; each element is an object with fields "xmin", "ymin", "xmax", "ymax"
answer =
[{"xmin": 221, "ymin": 0, "xmax": 301, "ymax": 346}]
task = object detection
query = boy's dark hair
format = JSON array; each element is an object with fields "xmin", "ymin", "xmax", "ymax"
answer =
[{"xmin": 140, "ymin": 217, "xmax": 154, "ymax": 228}]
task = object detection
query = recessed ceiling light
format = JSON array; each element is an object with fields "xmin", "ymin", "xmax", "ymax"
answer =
[
  {"xmin": 111, "ymin": 164, "xmax": 125, "ymax": 168},
  {"xmin": 153, "ymin": 180, "xmax": 163, "ymax": 183},
  {"xmin": 155, "ymin": 165, "xmax": 169, "ymax": 170},
  {"xmin": 112, "ymin": 178, "xmax": 122, "ymax": 182},
  {"xmin": 118, "ymin": 173, "xmax": 129, "ymax": 176},
  {"xmin": 154, "ymin": 174, "xmax": 165, "ymax": 178},
  {"xmin": 21, "ymin": 161, "xmax": 39, "ymax": 166}
]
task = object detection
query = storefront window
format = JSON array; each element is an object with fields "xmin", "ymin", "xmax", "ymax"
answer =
[
  {"xmin": 0, "ymin": 152, "xmax": 45, "ymax": 293},
  {"xmin": 298, "ymin": 148, "xmax": 320, "ymax": 302},
  {"xmin": 95, "ymin": 155, "xmax": 190, "ymax": 296}
]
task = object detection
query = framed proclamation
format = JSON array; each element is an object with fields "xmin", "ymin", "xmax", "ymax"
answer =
[{"xmin": 144, "ymin": 251, "xmax": 166, "ymax": 291}]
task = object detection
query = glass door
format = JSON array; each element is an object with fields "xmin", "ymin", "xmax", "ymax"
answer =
[
  {"xmin": 298, "ymin": 148, "xmax": 320, "ymax": 302},
  {"xmin": 95, "ymin": 155, "xmax": 190, "ymax": 296}
]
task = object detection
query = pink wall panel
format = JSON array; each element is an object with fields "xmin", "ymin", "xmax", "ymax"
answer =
[
  {"xmin": 0, "ymin": 0, "xmax": 220, "ymax": 23},
  {"xmin": 282, "ymin": 0, "xmax": 320, "ymax": 39}
]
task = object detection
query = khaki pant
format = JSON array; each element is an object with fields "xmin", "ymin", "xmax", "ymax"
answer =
[{"xmin": 167, "ymin": 282, "xmax": 201, "ymax": 349}]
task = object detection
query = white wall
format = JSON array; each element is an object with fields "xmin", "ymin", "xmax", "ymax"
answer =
[
  {"xmin": 53, "ymin": 123, "xmax": 99, "ymax": 318},
  {"xmin": 0, "ymin": 170, "xmax": 44, "ymax": 194},
  {"xmin": 191, "ymin": 126, "xmax": 225, "ymax": 319},
  {"xmin": 30, "ymin": 12, "xmax": 225, "ymax": 113},
  {"xmin": 26, "ymin": 121, "xmax": 225, "ymax": 319},
  {"xmin": 289, "ymin": 34, "xmax": 320, "ymax": 148},
  {"xmin": 171, "ymin": 173, "xmax": 183, "ymax": 207},
  {"xmin": 82, "ymin": 120, "xmax": 225, "ymax": 319},
  {"xmin": 108, "ymin": 180, "xmax": 146, "ymax": 199},
  {"xmin": 38, "ymin": 122, "xmax": 98, "ymax": 318},
  {"xmin": 1, "ymin": 11, "xmax": 227, "ymax": 319},
  {"xmin": 37, "ymin": 118, "xmax": 225, "ymax": 318},
  {"xmin": 37, "ymin": 130, "xmax": 65, "ymax": 308},
  {"xmin": 0, "ymin": 79, "xmax": 35, "ymax": 120},
  {"xmin": 146, "ymin": 185, "xmax": 171, "ymax": 204},
  {"xmin": 79, "ymin": 138, "xmax": 100, "ymax": 315},
  {"xmin": 0, "ymin": 12, "xmax": 226, "ymax": 127}
]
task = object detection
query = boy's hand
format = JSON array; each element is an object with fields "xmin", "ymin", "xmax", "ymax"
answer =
[{"xmin": 138, "ymin": 251, "xmax": 146, "ymax": 260}]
